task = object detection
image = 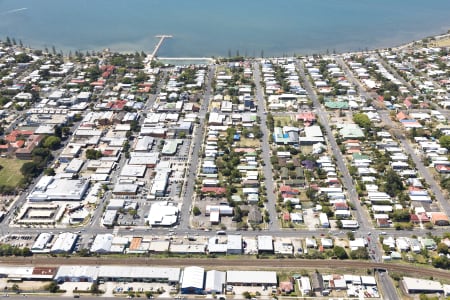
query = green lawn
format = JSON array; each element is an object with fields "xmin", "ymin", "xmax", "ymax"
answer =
[
  {"xmin": 0, "ymin": 158, "xmax": 25, "ymax": 187},
  {"xmin": 273, "ymin": 116, "xmax": 293, "ymax": 126}
]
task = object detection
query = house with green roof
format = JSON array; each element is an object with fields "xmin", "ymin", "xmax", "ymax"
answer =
[
  {"xmin": 324, "ymin": 101, "xmax": 349, "ymax": 109},
  {"xmin": 338, "ymin": 124, "xmax": 365, "ymax": 139}
]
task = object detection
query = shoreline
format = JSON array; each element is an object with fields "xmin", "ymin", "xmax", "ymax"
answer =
[{"xmin": 6, "ymin": 28, "xmax": 450, "ymax": 58}]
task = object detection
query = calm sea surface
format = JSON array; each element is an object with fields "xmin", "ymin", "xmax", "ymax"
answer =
[{"xmin": 0, "ymin": 0, "xmax": 449, "ymax": 56}]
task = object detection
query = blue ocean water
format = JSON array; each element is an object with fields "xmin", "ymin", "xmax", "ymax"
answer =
[{"xmin": 0, "ymin": 0, "xmax": 449, "ymax": 56}]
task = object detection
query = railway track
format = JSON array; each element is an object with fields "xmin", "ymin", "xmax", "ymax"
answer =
[{"xmin": 1, "ymin": 256, "xmax": 449, "ymax": 279}]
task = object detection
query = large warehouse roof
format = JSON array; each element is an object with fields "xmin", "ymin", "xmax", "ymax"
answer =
[
  {"xmin": 50, "ymin": 232, "xmax": 77, "ymax": 253},
  {"xmin": 98, "ymin": 266, "xmax": 180, "ymax": 282},
  {"xmin": 181, "ymin": 266, "xmax": 205, "ymax": 289},
  {"xmin": 403, "ymin": 276, "xmax": 443, "ymax": 293},
  {"xmin": 226, "ymin": 271, "xmax": 277, "ymax": 285},
  {"xmin": 205, "ymin": 270, "xmax": 226, "ymax": 293}
]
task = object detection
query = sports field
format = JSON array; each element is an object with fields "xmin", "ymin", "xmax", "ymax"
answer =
[{"xmin": 0, "ymin": 157, "xmax": 25, "ymax": 188}]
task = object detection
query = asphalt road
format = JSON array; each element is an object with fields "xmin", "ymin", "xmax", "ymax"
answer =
[
  {"xmin": 179, "ymin": 65, "xmax": 215, "ymax": 230},
  {"xmin": 377, "ymin": 110, "xmax": 450, "ymax": 217},
  {"xmin": 377, "ymin": 270, "xmax": 399, "ymax": 300},
  {"xmin": 296, "ymin": 57, "xmax": 397, "ymax": 298},
  {"xmin": 295, "ymin": 59, "xmax": 372, "ymax": 231},
  {"xmin": 253, "ymin": 62, "xmax": 279, "ymax": 231}
]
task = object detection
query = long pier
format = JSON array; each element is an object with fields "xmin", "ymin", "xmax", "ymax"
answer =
[{"xmin": 148, "ymin": 34, "xmax": 172, "ymax": 61}]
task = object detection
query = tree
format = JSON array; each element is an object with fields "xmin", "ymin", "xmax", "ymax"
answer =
[
  {"xmin": 128, "ymin": 209, "xmax": 138, "ymax": 219},
  {"xmin": 333, "ymin": 246, "xmax": 348, "ymax": 259},
  {"xmin": 90, "ymin": 282, "xmax": 100, "ymax": 294},
  {"xmin": 22, "ymin": 247, "xmax": 32, "ymax": 257},
  {"xmin": 322, "ymin": 206, "xmax": 334, "ymax": 218},
  {"xmin": 391, "ymin": 209, "xmax": 410, "ymax": 222},
  {"xmin": 43, "ymin": 136, "xmax": 61, "ymax": 150},
  {"xmin": 383, "ymin": 169, "xmax": 404, "ymax": 197},
  {"xmin": 285, "ymin": 200, "xmax": 293, "ymax": 213},
  {"xmin": 20, "ymin": 162, "xmax": 39, "ymax": 178},
  {"xmin": 46, "ymin": 281, "xmax": 60, "ymax": 293},
  {"xmin": 436, "ymin": 242, "xmax": 449, "ymax": 254},
  {"xmin": 85, "ymin": 149, "xmax": 103, "ymax": 160},
  {"xmin": 78, "ymin": 248, "xmax": 90, "ymax": 257},
  {"xmin": 353, "ymin": 113, "xmax": 371, "ymax": 130},
  {"xmin": 233, "ymin": 206, "xmax": 243, "ymax": 222},
  {"xmin": 439, "ymin": 135, "xmax": 450, "ymax": 150},
  {"xmin": 347, "ymin": 232, "xmax": 355, "ymax": 241},
  {"xmin": 350, "ymin": 247, "xmax": 369, "ymax": 260},
  {"xmin": 14, "ymin": 53, "xmax": 32, "ymax": 63},
  {"xmin": 432, "ymin": 255, "xmax": 450, "ymax": 269},
  {"xmin": 336, "ymin": 219, "xmax": 343, "ymax": 229},
  {"xmin": 192, "ymin": 206, "xmax": 201, "ymax": 216},
  {"xmin": 44, "ymin": 168, "xmax": 56, "ymax": 176},
  {"xmin": 54, "ymin": 125, "xmax": 62, "ymax": 138}
]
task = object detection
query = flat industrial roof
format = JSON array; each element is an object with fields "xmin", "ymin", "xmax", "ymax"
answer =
[{"xmin": 226, "ymin": 270, "xmax": 277, "ymax": 285}]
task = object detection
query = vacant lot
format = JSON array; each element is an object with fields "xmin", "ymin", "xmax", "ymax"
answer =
[
  {"xmin": 0, "ymin": 158, "xmax": 25, "ymax": 188},
  {"xmin": 236, "ymin": 137, "xmax": 260, "ymax": 148}
]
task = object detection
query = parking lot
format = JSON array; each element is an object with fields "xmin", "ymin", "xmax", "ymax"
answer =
[
  {"xmin": 100, "ymin": 282, "xmax": 173, "ymax": 297},
  {"xmin": 2, "ymin": 234, "xmax": 36, "ymax": 248}
]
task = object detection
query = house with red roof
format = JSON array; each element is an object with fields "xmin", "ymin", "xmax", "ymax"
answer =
[
  {"xmin": 279, "ymin": 185, "xmax": 299, "ymax": 196},
  {"xmin": 15, "ymin": 135, "xmax": 43, "ymax": 160},
  {"xmin": 296, "ymin": 111, "xmax": 316, "ymax": 124},
  {"xmin": 430, "ymin": 212, "xmax": 449, "ymax": 226},
  {"xmin": 403, "ymin": 98, "xmax": 412, "ymax": 109},
  {"xmin": 396, "ymin": 111, "xmax": 409, "ymax": 121},
  {"xmin": 0, "ymin": 143, "xmax": 11, "ymax": 153},
  {"xmin": 90, "ymin": 80, "xmax": 105, "ymax": 87},
  {"xmin": 5, "ymin": 130, "xmax": 34, "ymax": 143},
  {"xmin": 110, "ymin": 100, "xmax": 128, "ymax": 110},
  {"xmin": 201, "ymin": 187, "xmax": 226, "ymax": 195},
  {"xmin": 435, "ymin": 164, "xmax": 450, "ymax": 174},
  {"xmin": 334, "ymin": 202, "xmax": 349, "ymax": 211},
  {"xmin": 376, "ymin": 218, "xmax": 390, "ymax": 228},
  {"xmin": 410, "ymin": 213, "xmax": 430, "ymax": 224}
]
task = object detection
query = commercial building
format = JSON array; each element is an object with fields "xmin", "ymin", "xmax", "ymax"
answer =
[
  {"xmin": 31, "ymin": 233, "xmax": 53, "ymax": 253},
  {"xmin": 227, "ymin": 235, "xmax": 243, "ymax": 254},
  {"xmin": 147, "ymin": 201, "xmax": 179, "ymax": 227},
  {"xmin": 162, "ymin": 139, "xmax": 183, "ymax": 156},
  {"xmin": 180, "ymin": 266, "xmax": 205, "ymax": 294},
  {"xmin": 27, "ymin": 176, "xmax": 90, "ymax": 202},
  {"xmin": 55, "ymin": 265, "xmax": 99, "ymax": 282},
  {"xmin": 205, "ymin": 270, "xmax": 226, "ymax": 294},
  {"xmin": 102, "ymin": 210, "xmax": 118, "ymax": 227},
  {"xmin": 0, "ymin": 266, "xmax": 56, "ymax": 281},
  {"xmin": 98, "ymin": 266, "xmax": 180, "ymax": 284},
  {"xmin": 50, "ymin": 232, "xmax": 77, "ymax": 253},
  {"xmin": 90, "ymin": 234, "xmax": 113, "ymax": 253},
  {"xmin": 257, "ymin": 236, "xmax": 274, "ymax": 254},
  {"xmin": 149, "ymin": 169, "xmax": 170, "ymax": 198},
  {"xmin": 55, "ymin": 266, "xmax": 180, "ymax": 284},
  {"xmin": 402, "ymin": 277, "xmax": 444, "ymax": 294},
  {"xmin": 226, "ymin": 271, "xmax": 277, "ymax": 286}
]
